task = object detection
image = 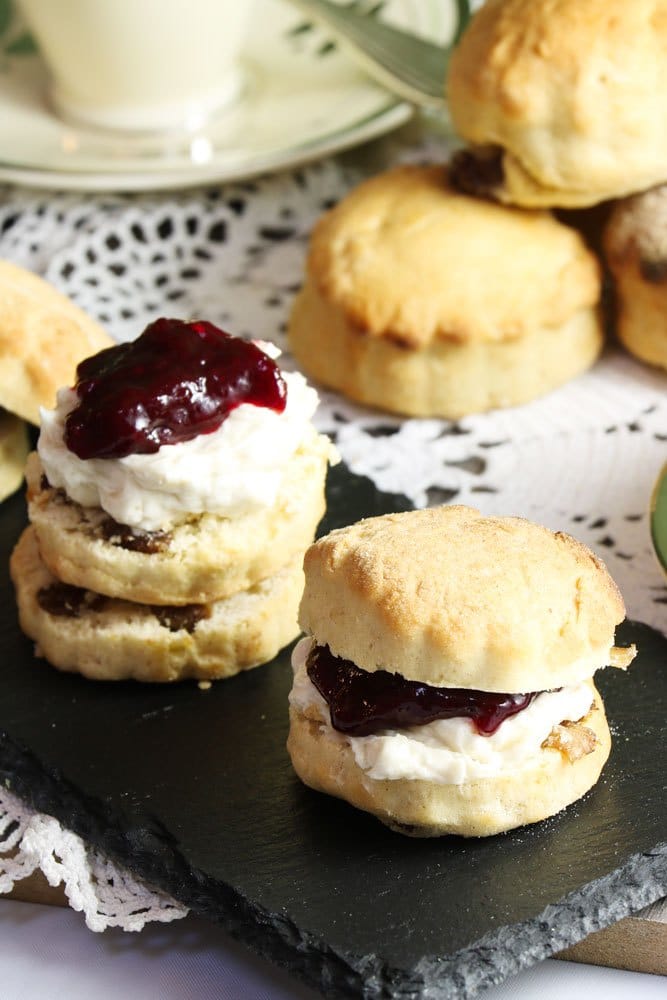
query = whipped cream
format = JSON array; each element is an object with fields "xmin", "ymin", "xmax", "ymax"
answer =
[
  {"xmin": 289, "ymin": 638, "xmax": 595, "ymax": 786},
  {"xmin": 38, "ymin": 356, "xmax": 326, "ymax": 531}
]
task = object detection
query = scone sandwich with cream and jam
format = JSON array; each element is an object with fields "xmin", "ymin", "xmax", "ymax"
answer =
[
  {"xmin": 287, "ymin": 507, "xmax": 636, "ymax": 837},
  {"xmin": 11, "ymin": 317, "xmax": 336, "ymax": 682}
]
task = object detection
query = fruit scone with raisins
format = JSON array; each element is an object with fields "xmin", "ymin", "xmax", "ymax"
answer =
[{"xmin": 11, "ymin": 317, "xmax": 336, "ymax": 682}]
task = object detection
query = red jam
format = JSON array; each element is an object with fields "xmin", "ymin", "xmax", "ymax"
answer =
[
  {"xmin": 64, "ymin": 318, "xmax": 287, "ymax": 460},
  {"xmin": 306, "ymin": 644, "xmax": 537, "ymax": 737}
]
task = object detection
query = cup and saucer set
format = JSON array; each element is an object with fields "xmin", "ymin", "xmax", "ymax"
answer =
[{"xmin": 0, "ymin": 0, "xmax": 455, "ymax": 192}]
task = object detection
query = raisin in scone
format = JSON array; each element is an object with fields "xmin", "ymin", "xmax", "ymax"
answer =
[
  {"xmin": 287, "ymin": 507, "xmax": 636, "ymax": 837},
  {"xmin": 288, "ymin": 165, "xmax": 602, "ymax": 418},
  {"xmin": 12, "ymin": 527, "xmax": 304, "ymax": 683}
]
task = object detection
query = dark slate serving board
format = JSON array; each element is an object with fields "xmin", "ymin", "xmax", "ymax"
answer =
[{"xmin": 0, "ymin": 465, "xmax": 665, "ymax": 999}]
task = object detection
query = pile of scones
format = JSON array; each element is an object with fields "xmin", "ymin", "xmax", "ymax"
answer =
[
  {"xmin": 8, "ymin": 323, "xmax": 332, "ymax": 682},
  {"xmin": 289, "ymin": 0, "xmax": 667, "ymax": 415},
  {"xmin": 0, "ymin": 0, "xmax": 661, "ymax": 838}
]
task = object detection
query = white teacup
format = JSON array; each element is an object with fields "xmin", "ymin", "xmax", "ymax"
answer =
[{"xmin": 16, "ymin": 0, "xmax": 254, "ymax": 132}]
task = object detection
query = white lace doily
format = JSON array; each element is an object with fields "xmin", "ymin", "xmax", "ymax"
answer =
[
  {"xmin": 0, "ymin": 786, "xmax": 186, "ymax": 930},
  {"xmin": 1, "ymin": 125, "xmax": 665, "ymax": 929}
]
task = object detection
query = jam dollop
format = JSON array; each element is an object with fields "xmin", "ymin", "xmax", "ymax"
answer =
[
  {"xmin": 64, "ymin": 318, "xmax": 287, "ymax": 460},
  {"xmin": 306, "ymin": 644, "xmax": 537, "ymax": 737}
]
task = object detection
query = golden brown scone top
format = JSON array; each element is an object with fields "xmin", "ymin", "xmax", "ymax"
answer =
[
  {"xmin": 0, "ymin": 259, "xmax": 113, "ymax": 424},
  {"xmin": 299, "ymin": 507, "xmax": 630, "ymax": 693},
  {"xmin": 447, "ymin": 0, "xmax": 667, "ymax": 208},
  {"xmin": 307, "ymin": 165, "xmax": 600, "ymax": 349}
]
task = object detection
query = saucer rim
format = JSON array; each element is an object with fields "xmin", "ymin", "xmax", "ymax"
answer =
[{"xmin": 0, "ymin": 0, "xmax": 447, "ymax": 190}]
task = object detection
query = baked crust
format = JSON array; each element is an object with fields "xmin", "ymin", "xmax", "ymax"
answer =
[
  {"xmin": 289, "ymin": 164, "xmax": 602, "ymax": 417},
  {"xmin": 299, "ymin": 507, "xmax": 629, "ymax": 692},
  {"xmin": 287, "ymin": 684, "xmax": 611, "ymax": 837},
  {"xmin": 305, "ymin": 165, "xmax": 600, "ymax": 348},
  {"xmin": 289, "ymin": 280, "xmax": 602, "ymax": 419},
  {"xmin": 447, "ymin": 0, "xmax": 667, "ymax": 208},
  {"xmin": 603, "ymin": 185, "xmax": 667, "ymax": 370},
  {"xmin": 11, "ymin": 526, "xmax": 302, "ymax": 682},
  {"xmin": 0, "ymin": 260, "xmax": 113, "ymax": 424},
  {"xmin": 26, "ymin": 436, "xmax": 328, "ymax": 605},
  {"xmin": 0, "ymin": 408, "xmax": 29, "ymax": 502}
]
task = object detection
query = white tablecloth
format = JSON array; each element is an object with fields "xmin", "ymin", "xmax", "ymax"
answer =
[{"xmin": 1, "ymin": 899, "xmax": 664, "ymax": 1000}]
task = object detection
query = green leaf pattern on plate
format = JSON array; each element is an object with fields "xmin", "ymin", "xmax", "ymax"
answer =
[{"xmin": 0, "ymin": 0, "xmax": 37, "ymax": 68}]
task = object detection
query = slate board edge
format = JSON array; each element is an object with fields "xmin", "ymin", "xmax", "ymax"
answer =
[{"xmin": 2, "ymin": 716, "xmax": 666, "ymax": 1000}]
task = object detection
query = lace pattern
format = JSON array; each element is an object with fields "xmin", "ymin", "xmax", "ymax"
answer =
[{"xmin": 0, "ymin": 786, "xmax": 187, "ymax": 929}]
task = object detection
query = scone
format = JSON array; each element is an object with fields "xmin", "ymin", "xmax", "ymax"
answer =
[
  {"xmin": 288, "ymin": 165, "xmax": 602, "ymax": 418},
  {"xmin": 0, "ymin": 408, "xmax": 29, "ymax": 502},
  {"xmin": 25, "ymin": 440, "xmax": 326, "ymax": 605},
  {"xmin": 12, "ymin": 527, "xmax": 304, "ymax": 683},
  {"xmin": 287, "ymin": 507, "xmax": 636, "ymax": 837},
  {"xmin": 0, "ymin": 259, "xmax": 112, "ymax": 424},
  {"xmin": 447, "ymin": 0, "xmax": 667, "ymax": 209},
  {"xmin": 603, "ymin": 184, "xmax": 667, "ymax": 371},
  {"xmin": 13, "ymin": 317, "xmax": 336, "ymax": 681}
]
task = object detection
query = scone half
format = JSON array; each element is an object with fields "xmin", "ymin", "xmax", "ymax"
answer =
[
  {"xmin": 26, "ymin": 439, "xmax": 328, "ymax": 605},
  {"xmin": 11, "ymin": 526, "xmax": 303, "ymax": 682},
  {"xmin": 290, "ymin": 280, "xmax": 601, "ymax": 419},
  {"xmin": 298, "ymin": 507, "xmax": 631, "ymax": 692},
  {"xmin": 288, "ymin": 672, "xmax": 610, "ymax": 838}
]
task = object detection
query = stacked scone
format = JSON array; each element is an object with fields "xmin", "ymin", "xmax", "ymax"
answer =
[
  {"xmin": 11, "ymin": 317, "xmax": 335, "ymax": 682},
  {"xmin": 0, "ymin": 259, "xmax": 113, "ymax": 503},
  {"xmin": 288, "ymin": 507, "xmax": 636, "ymax": 837},
  {"xmin": 289, "ymin": 0, "xmax": 667, "ymax": 410},
  {"xmin": 447, "ymin": 0, "xmax": 667, "ymax": 373},
  {"xmin": 289, "ymin": 165, "xmax": 602, "ymax": 418}
]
